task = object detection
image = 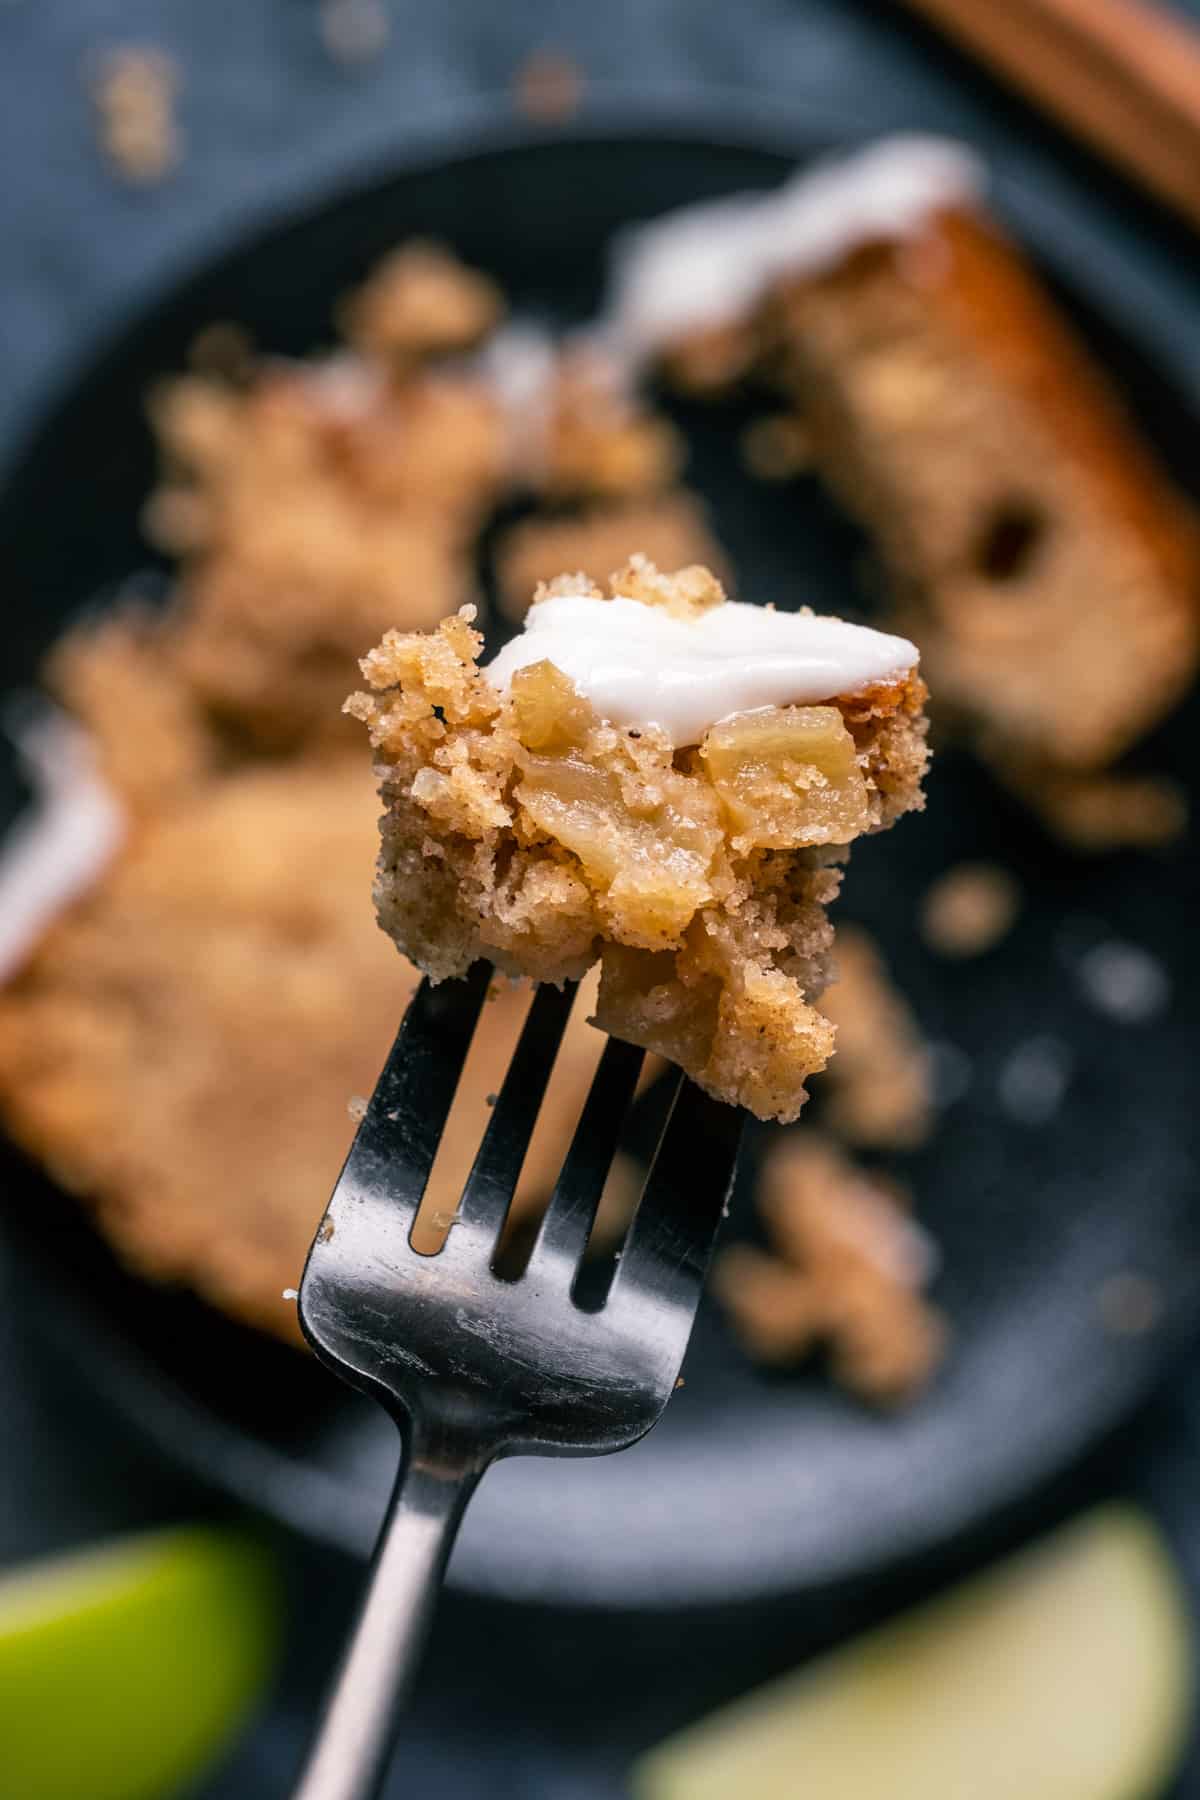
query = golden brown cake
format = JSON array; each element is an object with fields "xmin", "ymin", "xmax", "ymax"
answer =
[
  {"xmin": 774, "ymin": 205, "xmax": 1200, "ymax": 777},
  {"xmin": 0, "ymin": 757, "xmax": 404, "ymax": 1339},
  {"xmin": 349, "ymin": 558, "xmax": 929, "ymax": 1123},
  {"xmin": 611, "ymin": 138, "xmax": 1200, "ymax": 832},
  {"xmin": 0, "ymin": 748, "xmax": 623, "ymax": 1342}
]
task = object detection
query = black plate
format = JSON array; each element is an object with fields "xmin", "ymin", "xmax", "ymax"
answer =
[{"xmin": 3, "ymin": 110, "xmax": 1200, "ymax": 1608}]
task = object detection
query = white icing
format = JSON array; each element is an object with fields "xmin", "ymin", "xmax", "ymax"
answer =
[
  {"xmin": 475, "ymin": 319, "xmax": 559, "ymax": 420},
  {"xmin": 485, "ymin": 592, "xmax": 917, "ymax": 746},
  {"xmin": 473, "ymin": 319, "xmax": 560, "ymax": 481},
  {"xmin": 474, "ymin": 321, "xmax": 641, "ymax": 485},
  {"xmin": 0, "ymin": 708, "xmax": 125, "ymax": 981},
  {"xmin": 608, "ymin": 134, "xmax": 985, "ymax": 363}
]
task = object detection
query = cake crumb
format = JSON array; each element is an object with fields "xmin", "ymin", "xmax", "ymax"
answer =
[
  {"xmin": 347, "ymin": 1094, "xmax": 368, "ymax": 1121},
  {"xmin": 815, "ymin": 926, "xmax": 932, "ymax": 1149},
  {"xmin": 741, "ymin": 413, "xmax": 813, "ymax": 482},
  {"xmin": 187, "ymin": 323, "xmax": 255, "ymax": 383},
  {"xmin": 340, "ymin": 241, "xmax": 502, "ymax": 365},
  {"xmin": 712, "ymin": 1135, "xmax": 946, "ymax": 1406},
  {"xmin": 319, "ymin": 0, "xmax": 390, "ymax": 67},
  {"xmin": 1005, "ymin": 767, "xmax": 1187, "ymax": 851},
  {"xmin": 920, "ymin": 861, "xmax": 1021, "ymax": 958},
  {"xmin": 89, "ymin": 46, "xmax": 181, "ymax": 185},
  {"xmin": 1095, "ymin": 1271, "xmax": 1163, "ymax": 1337},
  {"xmin": 512, "ymin": 49, "xmax": 583, "ymax": 125},
  {"xmin": 282, "ymin": 1287, "xmax": 299, "ymax": 1302}
]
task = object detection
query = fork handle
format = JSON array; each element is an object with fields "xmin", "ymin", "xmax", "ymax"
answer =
[{"xmin": 294, "ymin": 1430, "xmax": 482, "ymax": 1800}]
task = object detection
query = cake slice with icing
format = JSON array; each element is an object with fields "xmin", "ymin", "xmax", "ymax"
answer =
[{"xmin": 349, "ymin": 558, "xmax": 928, "ymax": 1122}]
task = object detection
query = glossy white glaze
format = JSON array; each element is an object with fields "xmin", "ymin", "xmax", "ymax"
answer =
[
  {"xmin": 607, "ymin": 135, "xmax": 984, "ymax": 363},
  {"xmin": 0, "ymin": 710, "xmax": 124, "ymax": 979},
  {"xmin": 485, "ymin": 591, "xmax": 917, "ymax": 745}
]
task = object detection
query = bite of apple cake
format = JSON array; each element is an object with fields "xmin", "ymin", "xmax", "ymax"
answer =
[{"xmin": 348, "ymin": 559, "xmax": 928, "ymax": 1122}]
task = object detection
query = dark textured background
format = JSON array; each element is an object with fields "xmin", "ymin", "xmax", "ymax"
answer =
[{"xmin": 3, "ymin": 3, "xmax": 1200, "ymax": 1795}]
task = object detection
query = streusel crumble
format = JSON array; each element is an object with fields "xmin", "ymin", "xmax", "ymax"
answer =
[
  {"xmin": 815, "ymin": 925, "xmax": 933, "ymax": 1150},
  {"xmin": 712, "ymin": 1134, "xmax": 946, "ymax": 1405}
]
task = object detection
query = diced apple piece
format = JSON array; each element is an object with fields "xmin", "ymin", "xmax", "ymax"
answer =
[
  {"xmin": 701, "ymin": 705, "xmax": 870, "ymax": 848},
  {"xmin": 509, "ymin": 659, "xmax": 594, "ymax": 752},
  {"xmin": 0, "ymin": 1525, "xmax": 279, "ymax": 1800},
  {"xmin": 516, "ymin": 750, "xmax": 720, "ymax": 946},
  {"xmin": 597, "ymin": 944, "xmax": 722, "ymax": 1075},
  {"xmin": 634, "ymin": 1507, "xmax": 1191, "ymax": 1800}
]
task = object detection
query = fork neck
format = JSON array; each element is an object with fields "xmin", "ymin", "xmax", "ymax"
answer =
[
  {"xmin": 293, "ymin": 1419, "xmax": 487, "ymax": 1800},
  {"xmin": 395, "ymin": 1417, "xmax": 491, "ymax": 1526}
]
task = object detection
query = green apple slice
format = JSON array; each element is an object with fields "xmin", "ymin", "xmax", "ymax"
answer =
[
  {"xmin": 0, "ymin": 1523, "xmax": 280, "ymax": 1800},
  {"xmin": 636, "ymin": 1507, "xmax": 1191, "ymax": 1800}
]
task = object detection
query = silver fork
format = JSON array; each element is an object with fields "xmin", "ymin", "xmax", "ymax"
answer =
[{"xmin": 293, "ymin": 962, "xmax": 744, "ymax": 1800}]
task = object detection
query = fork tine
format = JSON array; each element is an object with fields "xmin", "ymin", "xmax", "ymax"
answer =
[
  {"xmin": 524, "ymin": 1035, "xmax": 646, "ymax": 1277},
  {"xmin": 332, "ymin": 961, "xmax": 491, "ymax": 1224},
  {"xmin": 606, "ymin": 1079, "xmax": 744, "ymax": 1318},
  {"xmin": 454, "ymin": 979, "xmax": 577, "ymax": 1240}
]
